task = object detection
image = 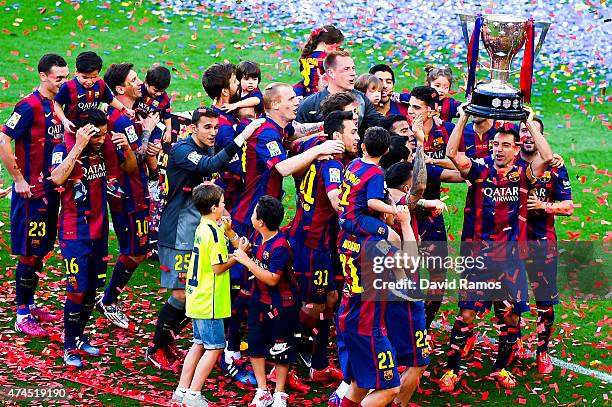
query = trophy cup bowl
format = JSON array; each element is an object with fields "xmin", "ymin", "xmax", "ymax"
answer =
[{"xmin": 458, "ymin": 14, "xmax": 550, "ymax": 121}]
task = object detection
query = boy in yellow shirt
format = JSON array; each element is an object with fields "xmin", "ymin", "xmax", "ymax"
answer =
[{"xmin": 172, "ymin": 183, "xmax": 243, "ymax": 406}]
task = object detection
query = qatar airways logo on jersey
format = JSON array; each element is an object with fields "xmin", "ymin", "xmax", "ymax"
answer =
[
  {"xmin": 47, "ymin": 122, "xmax": 64, "ymax": 139},
  {"xmin": 83, "ymin": 162, "xmax": 106, "ymax": 181},
  {"xmin": 533, "ymin": 187, "xmax": 547, "ymax": 200},
  {"xmin": 482, "ymin": 186, "xmax": 519, "ymax": 202},
  {"xmin": 77, "ymin": 101, "xmax": 99, "ymax": 110}
]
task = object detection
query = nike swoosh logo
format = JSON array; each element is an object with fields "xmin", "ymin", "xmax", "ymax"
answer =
[
  {"xmin": 269, "ymin": 344, "xmax": 290, "ymax": 356},
  {"xmin": 45, "ymin": 112, "xmax": 52, "ymax": 117}
]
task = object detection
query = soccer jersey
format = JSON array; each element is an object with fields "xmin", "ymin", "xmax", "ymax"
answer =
[
  {"xmin": 2, "ymin": 89, "xmax": 64, "ymax": 198},
  {"xmin": 211, "ymin": 106, "xmax": 242, "ymax": 210},
  {"xmin": 158, "ymin": 136, "xmax": 241, "ymax": 250},
  {"xmin": 186, "ymin": 217, "xmax": 231, "ymax": 319},
  {"xmin": 460, "ymin": 122, "xmax": 496, "ymax": 159},
  {"xmin": 232, "ymin": 116, "xmax": 289, "ymax": 226},
  {"xmin": 390, "ymin": 194, "xmax": 419, "ymax": 243},
  {"xmin": 516, "ymin": 158, "xmax": 572, "ymax": 242},
  {"xmin": 338, "ymin": 158, "xmax": 386, "ymax": 224},
  {"xmin": 337, "ymin": 232, "xmax": 391, "ymax": 336},
  {"xmin": 387, "ymin": 92, "xmax": 410, "ymax": 117},
  {"xmin": 287, "ymin": 137, "xmax": 344, "ymax": 249},
  {"xmin": 241, "ymin": 87, "xmax": 264, "ymax": 114},
  {"xmin": 294, "ymin": 50, "xmax": 327, "ymax": 97},
  {"xmin": 51, "ymin": 143, "xmax": 109, "ymax": 240},
  {"xmin": 439, "ymin": 97, "xmax": 461, "ymax": 122},
  {"xmin": 55, "ymin": 77, "xmax": 114, "ymax": 122},
  {"xmin": 107, "ymin": 106, "xmax": 150, "ymax": 214},
  {"xmin": 134, "ymin": 84, "xmax": 171, "ymax": 120},
  {"xmin": 422, "ymin": 122, "xmax": 454, "ymax": 201},
  {"xmin": 462, "ymin": 156, "xmax": 528, "ymax": 252},
  {"xmin": 250, "ymin": 231, "xmax": 298, "ymax": 307}
]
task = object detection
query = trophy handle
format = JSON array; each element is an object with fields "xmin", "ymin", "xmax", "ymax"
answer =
[{"xmin": 533, "ymin": 21, "xmax": 551, "ymax": 59}]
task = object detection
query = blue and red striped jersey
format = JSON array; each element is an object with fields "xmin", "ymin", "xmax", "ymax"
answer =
[
  {"xmin": 211, "ymin": 106, "xmax": 241, "ymax": 210},
  {"xmin": 55, "ymin": 77, "xmax": 114, "ymax": 122},
  {"xmin": 241, "ymin": 87, "xmax": 264, "ymax": 115},
  {"xmin": 134, "ymin": 84, "xmax": 171, "ymax": 120},
  {"xmin": 337, "ymin": 231, "xmax": 392, "ymax": 336},
  {"xmin": 439, "ymin": 97, "xmax": 461, "ymax": 122},
  {"xmin": 338, "ymin": 158, "xmax": 386, "ymax": 223},
  {"xmin": 232, "ymin": 116, "xmax": 289, "ymax": 226},
  {"xmin": 516, "ymin": 158, "xmax": 572, "ymax": 242},
  {"xmin": 107, "ymin": 107, "xmax": 150, "ymax": 214},
  {"xmin": 2, "ymin": 90, "xmax": 64, "ymax": 198},
  {"xmin": 51, "ymin": 143, "xmax": 109, "ymax": 240},
  {"xmin": 462, "ymin": 156, "xmax": 528, "ymax": 256},
  {"xmin": 250, "ymin": 231, "xmax": 298, "ymax": 307},
  {"xmin": 293, "ymin": 50, "xmax": 327, "ymax": 97},
  {"xmin": 387, "ymin": 92, "xmax": 411, "ymax": 117},
  {"xmin": 390, "ymin": 194, "xmax": 419, "ymax": 243},
  {"xmin": 287, "ymin": 149, "xmax": 344, "ymax": 249},
  {"xmin": 459, "ymin": 122, "xmax": 497, "ymax": 159},
  {"xmin": 423, "ymin": 122, "xmax": 454, "ymax": 200}
]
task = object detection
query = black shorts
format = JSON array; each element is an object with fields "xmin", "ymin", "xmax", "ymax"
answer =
[{"xmin": 247, "ymin": 300, "xmax": 298, "ymax": 364}]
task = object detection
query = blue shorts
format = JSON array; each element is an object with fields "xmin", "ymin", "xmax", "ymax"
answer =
[
  {"xmin": 525, "ymin": 241, "xmax": 558, "ymax": 306},
  {"xmin": 10, "ymin": 192, "xmax": 59, "ymax": 257},
  {"xmin": 458, "ymin": 258, "xmax": 530, "ymax": 314},
  {"xmin": 385, "ymin": 301, "xmax": 430, "ymax": 367},
  {"xmin": 158, "ymin": 246, "xmax": 189, "ymax": 289},
  {"xmin": 340, "ymin": 215, "xmax": 389, "ymax": 239},
  {"xmin": 111, "ymin": 210, "xmax": 150, "ymax": 256},
  {"xmin": 60, "ymin": 239, "xmax": 108, "ymax": 293},
  {"xmin": 338, "ymin": 330, "xmax": 400, "ymax": 390},
  {"xmin": 193, "ymin": 318, "xmax": 226, "ymax": 350},
  {"xmin": 230, "ymin": 221, "xmax": 255, "ymax": 288},
  {"xmin": 292, "ymin": 243, "xmax": 337, "ymax": 304},
  {"xmin": 247, "ymin": 301, "xmax": 298, "ymax": 364}
]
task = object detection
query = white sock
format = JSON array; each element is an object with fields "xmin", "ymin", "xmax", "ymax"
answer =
[
  {"xmin": 16, "ymin": 313, "xmax": 29, "ymax": 323},
  {"xmin": 185, "ymin": 390, "xmax": 200, "ymax": 399},
  {"xmin": 335, "ymin": 381, "xmax": 349, "ymax": 399},
  {"xmin": 174, "ymin": 387, "xmax": 187, "ymax": 396}
]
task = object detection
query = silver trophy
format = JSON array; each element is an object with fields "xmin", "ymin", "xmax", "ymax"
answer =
[{"xmin": 458, "ymin": 14, "xmax": 550, "ymax": 120}]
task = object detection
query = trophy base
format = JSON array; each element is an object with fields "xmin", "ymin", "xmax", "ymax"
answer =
[{"xmin": 467, "ymin": 81, "xmax": 527, "ymax": 121}]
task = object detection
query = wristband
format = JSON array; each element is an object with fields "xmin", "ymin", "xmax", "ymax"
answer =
[
  {"xmin": 417, "ymin": 199, "xmax": 426, "ymax": 208},
  {"xmin": 234, "ymin": 134, "xmax": 246, "ymax": 147}
]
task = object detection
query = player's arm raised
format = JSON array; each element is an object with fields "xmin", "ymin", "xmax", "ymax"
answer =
[
  {"xmin": 50, "ymin": 125, "xmax": 96, "ymax": 185},
  {"xmin": 524, "ymin": 106, "xmax": 553, "ymax": 177},
  {"xmin": 406, "ymin": 128, "xmax": 427, "ymax": 210},
  {"xmin": 446, "ymin": 103, "xmax": 472, "ymax": 177},
  {"xmin": 275, "ymin": 139, "xmax": 344, "ymax": 177}
]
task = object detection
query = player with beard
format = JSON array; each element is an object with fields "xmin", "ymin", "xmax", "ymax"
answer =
[
  {"xmin": 439, "ymin": 104, "xmax": 554, "ymax": 391},
  {"xmin": 517, "ymin": 115, "xmax": 573, "ymax": 373},
  {"xmin": 0, "ymin": 54, "xmax": 69, "ymax": 337},
  {"xmin": 369, "ymin": 64, "xmax": 410, "ymax": 117},
  {"xmin": 96, "ymin": 63, "xmax": 162, "ymax": 329},
  {"xmin": 201, "ymin": 62, "xmax": 242, "ymax": 211}
]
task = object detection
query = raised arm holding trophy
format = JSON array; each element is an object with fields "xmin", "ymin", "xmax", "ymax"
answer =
[{"xmin": 458, "ymin": 13, "xmax": 551, "ymax": 120}]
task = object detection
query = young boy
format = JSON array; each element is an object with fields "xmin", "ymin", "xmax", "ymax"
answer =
[
  {"xmin": 354, "ymin": 73, "xmax": 383, "ymax": 107},
  {"xmin": 54, "ymin": 51, "xmax": 130, "ymax": 198},
  {"xmin": 221, "ymin": 61, "xmax": 264, "ymax": 115},
  {"xmin": 173, "ymin": 183, "xmax": 244, "ymax": 406},
  {"xmin": 338, "ymin": 126, "xmax": 401, "ymax": 246},
  {"xmin": 134, "ymin": 65, "xmax": 173, "ymax": 143},
  {"xmin": 233, "ymin": 196, "xmax": 299, "ymax": 407}
]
